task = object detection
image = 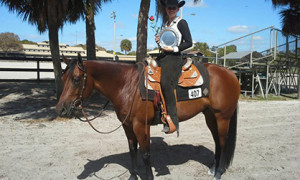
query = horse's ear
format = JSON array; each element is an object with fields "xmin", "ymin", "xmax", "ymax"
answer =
[
  {"xmin": 62, "ymin": 54, "xmax": 70, "ymax": 65},
  {"xmin": 78, "ymin": 53, "xmax": 83, "ymax": 66}
]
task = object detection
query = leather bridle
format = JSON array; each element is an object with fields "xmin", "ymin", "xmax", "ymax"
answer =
[
  {"xmin": 69, "ymin": 61, "xmax": 147, "ymax": 135},
  {"xmin": 70, "ymin": 61, "xmax": 87, "ymax": 112}
]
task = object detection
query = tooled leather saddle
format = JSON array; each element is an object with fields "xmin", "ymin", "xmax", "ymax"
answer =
[
  {"xmin": 142, "ymin": 57, "xmax": 207, "ymax": 133},
  {"xmin": 145, "ymin": 57, "xmax": 203, "ymax": 90}
]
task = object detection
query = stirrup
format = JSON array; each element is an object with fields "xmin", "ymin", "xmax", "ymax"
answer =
[{"xmin": 162, "ymin": 115, "xmax": 176, "ymax": 134}]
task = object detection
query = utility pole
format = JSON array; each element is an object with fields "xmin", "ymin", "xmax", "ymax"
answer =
[{"xmin": 110, "ymin": 11, "xmax": 116, "ymax": 60}]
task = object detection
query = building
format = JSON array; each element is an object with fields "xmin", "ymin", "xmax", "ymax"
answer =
[{"xmin": 22, "ymin": 41, "xmax": 114, "ymax": 60}]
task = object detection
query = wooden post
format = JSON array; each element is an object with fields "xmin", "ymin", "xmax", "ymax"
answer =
[
  {"xmin": 266, "ymin": 63, "xmax": 269, "ymax": 98},
  {"xmin": 223, "ymin": 46, "xmax": 226, "ymax": 67},
  {"xmin": 250, "ymin": 35, "xmax": 254, "ymax": 68},
  {"xmin": 296, "ymin": 38, "xmax": 300, "ymax": 99},
  {"xmin": 37, "ymin": 59, "xmax": 40, "ymax": 82},
  {"xmin": 252, "ymin": 68, "xmax": 255, "ymax": 98}
]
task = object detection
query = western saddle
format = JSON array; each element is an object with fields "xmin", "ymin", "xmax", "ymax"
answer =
[{"xmin": 144, "ymin": 57, "xmax": 203, "ymax": 133}]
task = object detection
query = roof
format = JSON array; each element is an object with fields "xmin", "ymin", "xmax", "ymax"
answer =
[
  {"xmin": 96, "ymin": 51, "xmax": 113, "ymax": 58},
  {"xmin": 219, "ymin": 51, "xmax": 252, "ymax": 59},
  {"xmin": 22, "ymin": 42, "xmax": 114, "ymax": 58},
  {"xmin": 219, "ymin": 51, "xmax": 264, "ymax": 62}
]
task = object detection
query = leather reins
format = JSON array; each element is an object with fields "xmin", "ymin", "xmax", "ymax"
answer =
[{"xmin": 72, "ymin": 61, "xmax": 147, "ymax": 134}]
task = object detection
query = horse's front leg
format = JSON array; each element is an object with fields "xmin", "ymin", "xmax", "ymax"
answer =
[
  {"xmin": 123, "ymin": 126, "xmax": 138, "ymax": 180},
  {"xmin": 135, "ymin": 123, "xmax": 154, "ymax": 180}
]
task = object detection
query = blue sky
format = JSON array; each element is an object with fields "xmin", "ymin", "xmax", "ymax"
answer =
[{"xmin": 0, "ymin": 0, "xmax": 284, "ymax": 52}]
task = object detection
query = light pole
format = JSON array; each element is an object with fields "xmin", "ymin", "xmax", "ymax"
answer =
[{"xmin": 110, "ymin": 11, "xmax": 116, "ymax": 60}]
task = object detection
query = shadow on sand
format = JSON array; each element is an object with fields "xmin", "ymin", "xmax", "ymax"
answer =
[
  {"xmin": 77, "ymin": 137, "xmax": 214, "ymax": 180},
  {"xmin": 0, "ymin": 82, "xmax": 114, "ymax": 121}
]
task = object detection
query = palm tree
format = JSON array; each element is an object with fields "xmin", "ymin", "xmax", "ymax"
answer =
[
  {"xmin": 84, "ymin": 0, "xmax": 112, "ymax": 60},
  {"xmin": 269, "ymin": 0, "xmax": 300, "ymax": 36},
  {"xmin": 136, "ymin": 0, "xmax": 150, "ymax": 62},
  {"xmin": 1, "ymin": 0, "xmax": 83, "ymax": 100},
  {"xmin": 136, "ymin": 0, "xmax": 201, "ymax": 62}
]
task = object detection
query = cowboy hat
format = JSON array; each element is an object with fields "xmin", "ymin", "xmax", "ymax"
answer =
[{"xmin": 160, "ymin": 0, "xmax": 185, "ymax": 8}]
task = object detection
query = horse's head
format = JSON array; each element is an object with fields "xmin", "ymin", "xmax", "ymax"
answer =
[{"xmin": 56, "ymin": 54, "xmax": 94, "ymax": 118}]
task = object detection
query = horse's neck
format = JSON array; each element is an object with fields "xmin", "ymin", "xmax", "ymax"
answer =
[{"xmin": 88, "ymin": 61, "xmax": 138, "ymax": 105}]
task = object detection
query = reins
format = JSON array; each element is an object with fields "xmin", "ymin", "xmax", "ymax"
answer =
[
  {"xmin": 74, "ymin": 61, "xmax": 146, "ymax": 134},
  {"xmin": 75, "ymin": 100, "xmax": 110, "ymax": 122}
]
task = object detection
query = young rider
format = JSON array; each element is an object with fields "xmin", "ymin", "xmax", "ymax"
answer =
[{"xmin": 155, "ymin": 0, "xmax": 193, "ymax": 134}]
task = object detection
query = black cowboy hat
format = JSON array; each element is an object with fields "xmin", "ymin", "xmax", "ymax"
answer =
[{"xmin": 160, "ymin": 0, "xmax": 185, "ymax": 8}]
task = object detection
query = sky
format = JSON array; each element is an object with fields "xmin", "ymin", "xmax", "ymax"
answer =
[{"xmin": 0, "ymin": 0, "xmax": 285, "ymax": 53}]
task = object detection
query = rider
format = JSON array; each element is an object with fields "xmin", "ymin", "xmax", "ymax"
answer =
[{"xmin": 155, "ymin": 0, "xmax": 193, "ymax": 134}]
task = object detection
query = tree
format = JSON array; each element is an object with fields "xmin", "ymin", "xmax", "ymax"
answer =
[
  {"xmin": 128, "ymin": 51, "xmax": 136, "ymax": 55},
  {"xmin": 83, "ymin": 0, "xmax": 112, "ymax": 60},
  {"xmin": 136, "ymin": 0, "xmax": 150, "ymax": 62},
  {"xmin": 120, "ymin": 39, "xmax": 132, "ymax": 54},
  {"xmin": 20, "ymin": 39, "xmax": 37, "ymax": 44},
  {"xmin": 268, "ymin": 0, "xmax": 300, "ymax": 36},
  {"xmin": 0, "ymin": 32, "xmax": 23, "ymax": 56},
  {"xmin": 1, "ymin": 0, "xmax": 83, "ymax": 100},
  {"xmin": 192, "ymin": 42, "xmax": 211, "ymax": 56},
  {"xmin": 66, "ymin": 0, "xmax": 112, "ymax": 60},
  {"xmin": 217, "ymin": 44, "xmax": 237, "ymax": 57},
  {"xmin": 96, "ymin": 44, "xmax": 106, "ymax": 51}
]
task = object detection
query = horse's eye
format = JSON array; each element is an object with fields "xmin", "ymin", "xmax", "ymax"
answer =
[{"xmin": 73, "ymin": 76, "xmax": 81, "ymax": 86}]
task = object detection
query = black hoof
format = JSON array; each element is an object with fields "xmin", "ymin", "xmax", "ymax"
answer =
[{"xmin": 128, "ymin": 174, "xmax": 138, "ymax": 180}]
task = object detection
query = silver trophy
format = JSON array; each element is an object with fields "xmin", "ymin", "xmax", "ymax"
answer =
[{"xmin": 159, "ymin": 27, "xmax": 179, "ymax": 48}]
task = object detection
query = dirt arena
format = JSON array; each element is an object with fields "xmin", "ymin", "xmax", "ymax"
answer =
[{"xmin": 0, "ymin": 82, "xmax": 299, "ymax": 180}]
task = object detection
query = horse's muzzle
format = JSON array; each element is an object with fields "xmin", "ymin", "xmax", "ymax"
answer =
[{"xmin": 56, "ymin": 102, "xmax": 74, "ymax": 118}]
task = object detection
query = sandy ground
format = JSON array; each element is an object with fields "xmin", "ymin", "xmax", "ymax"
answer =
[{"xmin": 0, "ymin": 82, "xmax": 300, "ymax": 180}]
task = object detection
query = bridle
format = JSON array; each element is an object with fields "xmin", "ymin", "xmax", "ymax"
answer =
[
  {"xmin": 71, "ymin": 61, "xmax": 88, "ymax": 112},
  {"xmin": 69, "ymin": 61, "xmax": 147, "ymax": 135}
]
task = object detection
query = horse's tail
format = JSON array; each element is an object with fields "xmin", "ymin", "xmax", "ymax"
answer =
[{"xmin": 223, "ymin": 105, "xmax": 238, "ymax": 169}]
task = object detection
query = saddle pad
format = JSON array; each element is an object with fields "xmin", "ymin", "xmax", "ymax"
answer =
[{"xmin": 138, "ymin": 61, "xmax": 210, "ymax": 101}]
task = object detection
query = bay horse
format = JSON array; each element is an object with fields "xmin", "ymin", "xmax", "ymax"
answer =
[{"xmin": 56, "ymin": 55, "xmax": 240, "ymax": 180}]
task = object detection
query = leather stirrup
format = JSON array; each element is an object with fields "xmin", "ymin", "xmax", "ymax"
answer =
[{"xmin": 164, "ymin": 115, "xmax": 176, "ymax": 134}]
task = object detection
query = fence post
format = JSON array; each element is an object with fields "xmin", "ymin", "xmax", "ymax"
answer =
[
  {"xmin": 296, "ymin": 37, "xmax": 300, "ymax": 99},
  {"xmin": 37, "ymin": 59, "xmax": 40, "ymax": 82}
]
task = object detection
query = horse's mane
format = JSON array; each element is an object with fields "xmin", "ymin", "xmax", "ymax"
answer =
[{"xmin": 63, "ymin": 59, "xmax": 140, "ymax": 78}]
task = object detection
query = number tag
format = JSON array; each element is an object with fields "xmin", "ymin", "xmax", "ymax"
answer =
[{"xmin": 188, "ymin": 88, "xmax": 202, "ymax": 99}]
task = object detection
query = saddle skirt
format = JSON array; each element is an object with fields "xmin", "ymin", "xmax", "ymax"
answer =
[{"xmin": 145, "ymin": 57, "xmax": 203, "ymax": 90}]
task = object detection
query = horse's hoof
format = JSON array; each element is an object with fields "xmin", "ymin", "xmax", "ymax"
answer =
[
  {"xmin": 214, "ymin": 171, "xmax": 222, "ymax": 180},
  {"xmin": 147, "ymin": 175, "xmax": 154, "ymax": 180},
  {"xmin": 128, "ymin": 174, "xmax": 138, "ymax": 180},
  {"xmin": 208, "ymin": 169, "xmax": 214, "ymax": 176}
]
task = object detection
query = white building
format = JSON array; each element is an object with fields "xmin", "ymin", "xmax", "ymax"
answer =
[{"xmin": 22, "ymin": 41, "xmax": 114, "ymax": 59}]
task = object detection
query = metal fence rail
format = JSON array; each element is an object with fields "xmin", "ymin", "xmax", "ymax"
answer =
[{"xmin": 213, "ymin": 26, "xmax": 299, "ymax": 98}]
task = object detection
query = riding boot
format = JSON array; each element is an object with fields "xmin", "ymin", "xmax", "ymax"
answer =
[{"xmin": 159, "ymin": 54, "xmax": 183, "ymax": 135}]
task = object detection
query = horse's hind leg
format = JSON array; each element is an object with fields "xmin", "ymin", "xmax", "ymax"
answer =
[
  {"xmin": 203, "ymin": 109, "xmax": 220, "ymax": 176},
  {"xmin": 123, "ymin": 126, "xmax": 138, "ymax": 180},
  {"xmin": 204, "ymin": 108, "xmax": 237, "ymax": 180},
  {"xmin": 214, "ymin": 108, "xmax": 237, "ymax": 179}
]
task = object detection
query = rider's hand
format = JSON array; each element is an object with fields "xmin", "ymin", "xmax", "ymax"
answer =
[
  {"xmin": 155, "ymin": 35, "xmax": 160, "ymax": 45},
  {"xmin": 162, "ymin": 46, "xmax": 174, "ymax": 52}
]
